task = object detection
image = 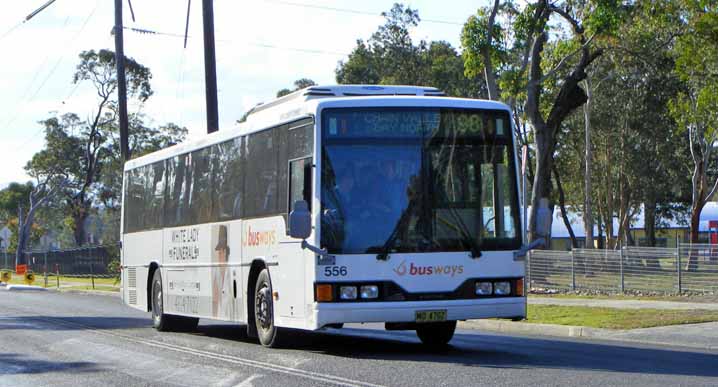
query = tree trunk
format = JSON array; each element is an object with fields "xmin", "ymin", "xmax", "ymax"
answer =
[
  {"xmin": 645, "ymin": 200, "xmax": 657, "ymax": 247},
  {"xmin": 482, "ymin": 0, "xmax": 501, "ymax": 100},
  {"xmin": 15, "ymin": 206, "xmax": 25, "ymax": 268},
  {"xmin": 528, "ymin": 122, "xmax": 555, "ymax": 244},
  {"xmin": 13, "ymin": 182, "xmax": 63, "ymax": 267},
  {"xmin": 605, "ymin": 143, "xmax": 615, "ymax": 249},
  {"xmin": 687, "ymin": 148, "xmax": 707, "ymax": 271},
  {"xmin": 553, "ymin": 163, "xmax": 577, "ymax": 249},
  {"xmin": 597, "ymin": 213, "xmax": 604, "ymax": 250},
  {"xmin": 72, "ymin": 206, "xmax": 89, "ymax": 246},
  {"xmin": 617, "ymin": 122, "xmax": 629, "ymax": 248},
  {"xmin": 583, "ymin": 78, "xmax": 594, "ymax": 249},
  {"xmin": 687, "ymin": 201, "xmax": 702, "ymax": 271},
  {"xmin": 644, "ymin": 199, "xmax": 660, "ymax": 268},
  {"xmin": 617, "ymin": 175, "xmax": 631, "ymax": 248},
  {"xmin": 524, "ymin": 7, "xmax": 600, "ymax": 245}
]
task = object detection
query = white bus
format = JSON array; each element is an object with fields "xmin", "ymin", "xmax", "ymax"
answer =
[{"xmin": 121, "ymin": 85, "xmax": 527, "ymax": 347}]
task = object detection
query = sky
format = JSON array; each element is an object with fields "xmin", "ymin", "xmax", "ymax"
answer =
[{"xmin": 0, "ymin": 0, "xmax": 486, "ymax": 188}]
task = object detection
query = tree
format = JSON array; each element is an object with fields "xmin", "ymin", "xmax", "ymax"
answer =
[
  {"xmin": 90, "ymin": 116, "xmax": 187, "ymax": 247},
  {"xmin": 462, "ymin": 1, "xmax": 624, "ymax": 243},
  {"xmin": 461, "ymin": 0, "xmax": 503, "ymax": 100},
  {"xmin": 26, "ymin": 49, "xmax": 188, "ymax": 246},
  {"xmin": 548, "ymin": 1, "xmax": 691, "ymax": 254},
  {"xmin": 26, "ymin": 50, "xmax": 152, "ymax": 246},
  {"xmin": 0, "ymin": 182, "xmax": 33, "ymax": 222},
  {"xmin": 669, "ymin": 1, "xmax": 718, "ymax": 267},
  {"xmin": 337, "ymin": 4, "xmax": 484, "ymax": 98},
  {"xmin": 14, "ymin": 177, "xmax": 65, "ymax": 267},
  {"xmin": 276, "ymin": 78, "xmax": 317, "ymax": 98}
]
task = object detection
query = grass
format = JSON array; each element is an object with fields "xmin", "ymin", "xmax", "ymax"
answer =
[
  {"xmin": 1, "ymin": 272, "xmax": 119, "ymax": 288},
  {"xmin": 530, "ymin": 293, "xmax": 718, "ymax": 303},
  {"xmin": 526, "ymin": 304, "xmax": 718, "ymax": 329},
  {"xmin": 61, "ymin": 285, "xmax": 120, "ymax": 292}
]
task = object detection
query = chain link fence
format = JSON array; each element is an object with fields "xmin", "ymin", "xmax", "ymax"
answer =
[
  {"xmin": 0, "ymin": 244, "xmax": 120, "ymax": 291},
  {"xmin": 528, "ymin": 243, "xmax": 718, "ymax": 294}
]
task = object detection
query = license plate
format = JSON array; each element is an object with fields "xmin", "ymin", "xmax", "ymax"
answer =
[{"xmin": 415, "ymin": 310, "xmax": 447, "ymax": 323}]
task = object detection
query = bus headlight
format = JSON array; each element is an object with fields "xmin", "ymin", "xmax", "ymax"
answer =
[
  {"xmin": 360, "ymin": 285, "xmax": 379, "ymax": 299},
  {"xmin": 475, "ymin": 281, "xmax": 493, "ymax": 295},
  {"xmin": 339, "ymin": 286, "xmax": 358, "ymax": 300},
  {"xmin": 494, "ymin": 281, "xmax": 511, "ymax": 295}
]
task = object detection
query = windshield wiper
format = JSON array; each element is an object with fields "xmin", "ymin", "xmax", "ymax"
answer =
[
  {"xmin": 435, "ymin": 187, "xmax": 482, "ymax": 259},
  {"xmin": 374, "ymin": 189, "xmax": 422, "ymax": 261}
]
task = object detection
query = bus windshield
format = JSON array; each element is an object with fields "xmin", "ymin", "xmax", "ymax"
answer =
[{"xmin": 320, "ymin": 107, "xmax": 521, "ymax": 255}]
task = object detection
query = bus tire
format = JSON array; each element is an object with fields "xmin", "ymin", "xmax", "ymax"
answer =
[
  {"xmin": 254, "ymin": 269, "xmax": 282, "ymax": 347},
  {"xmin": 415, "ymin": 321, "xmax": 456, "ymax": 348},
  {"xmin": 151, "ymin": 270, "xmax": 199, "ymax": 332},
  {"xmin": 151, "ymin": 269, "xmax": 173, "ymax": 331}
]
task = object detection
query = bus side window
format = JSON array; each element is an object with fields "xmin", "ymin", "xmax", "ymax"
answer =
[
  {"xmin": 288, "ymin": 157, "xmax": 312, "ymax": 233},
  {"xmin": 216, "ymin": 137, "xmax": 243, "ymax": 220}
]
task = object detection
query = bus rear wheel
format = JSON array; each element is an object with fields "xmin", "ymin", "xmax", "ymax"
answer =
[
  {"xmin": 254, "ymin": 269, "xmax": 283, "ymax": 347},
  {"xmin": 151, "ymin": 270, "xmax": 199, "ymax": 332},
  {"xmin": 415, "ymin": 321, "xmax": 456, "ymax": 347}
]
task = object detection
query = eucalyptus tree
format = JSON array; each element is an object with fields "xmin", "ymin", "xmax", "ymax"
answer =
[
  {"xmin": 462, "ymin": 1, "xmax": 624, "ymax": 243},
  {"xmin": 336, "ymin": 4, "xmax": 484, "ymax": 98},
  {"xmin": 26, "ymin": 50, "xmax": 188, "ymax": 246},
  {"xmin": 669, "ymin": 1, "xmax": 718, "ymax": 267}
]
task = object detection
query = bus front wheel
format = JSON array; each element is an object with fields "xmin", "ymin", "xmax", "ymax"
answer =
[
  {"xmin": 254, "ymin": 269, "xmax": 282, "ymax": 347},
  {"xmin": 415, "ymin": 321, "xmax": 456, "ymax": 347}
]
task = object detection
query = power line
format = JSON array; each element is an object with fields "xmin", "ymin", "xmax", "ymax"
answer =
[
  {"xmin": 0, "ymin": 16, "xmax": 72, "ymax": 132},
  {"xmin": 25, "ymin": 0, "xmax": 59, "ymax": 22},
  {"xmin": 6, "ymin": 1, "xmax": 100, "ymax": 152},
  {"xmin": 123, "ymin": 26, "xmax": 349, "ymax": 56},
  {"xmin": 262, "ymin": 0, "xmax": 464, "ymax": 26},
  {"xmin": 0, "ymin": 0, "xmax": 60, "ymax": 43},
  {"xmin": 0, "ymin": 21, "xmax": 24, "ymax": 42}
]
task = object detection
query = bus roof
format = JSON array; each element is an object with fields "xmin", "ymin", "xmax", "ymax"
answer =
[{"xmin": 124, "ymin": 85, "xmax": 511, "ymax": 171}]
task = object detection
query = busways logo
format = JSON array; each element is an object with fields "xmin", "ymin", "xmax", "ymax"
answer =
[
  {"xmin": 243, "ymin": 226, "xmax": 277, "ymax": 247},
  {"xmin": 392, "ymin": 259, "xmax": 464, "ymax": 277}
]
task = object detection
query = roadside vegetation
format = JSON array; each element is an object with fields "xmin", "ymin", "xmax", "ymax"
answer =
[
  {"xmin": 2, "ymin": 273, "xmax": 119, "ymax": 290},
  {"xmin": 531, "ymin": 293, "xmax": 718, "ymax": 304},
  {"xmin": 526, "ymin": 305, "xmax": 718, "ymax": 329}
]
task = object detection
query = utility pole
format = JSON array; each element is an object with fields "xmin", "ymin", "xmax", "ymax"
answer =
[
  {"xmin": 114, "ymin": 0, "xmax": 130, "ymax": 161},
  {"xmin": 16, "ymin": 206, "xmax": 24, "ymax": 270},
  {"xmin": 202, "ymin": 0, "xmax": 219, "ymax": 134}
]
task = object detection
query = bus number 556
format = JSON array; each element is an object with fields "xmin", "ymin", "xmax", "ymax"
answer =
[{"xmin": 324, "ymin": 266, "xmax": 347, "ymax": 277}]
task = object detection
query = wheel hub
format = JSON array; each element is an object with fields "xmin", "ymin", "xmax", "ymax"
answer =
[
  {"xmin": 255, "ymin": 285, "xmax": 272, "ymax": 329},
  {"xmin": 153, "ymin": 281, "xmax": 163, "ymax": 323}
]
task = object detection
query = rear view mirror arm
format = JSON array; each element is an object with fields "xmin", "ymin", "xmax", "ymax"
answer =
[
  {"xmin": 512, "ymin": 238, "xmax": 545, "ymax": 260},
  {"xmin": 301, "ymin": 240, "xmax": 331, "ymax": 257}
]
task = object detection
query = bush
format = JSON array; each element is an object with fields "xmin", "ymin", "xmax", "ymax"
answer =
[{"xmin": 107, "ymin": 259, "xmax": 121, "ymax": 284}]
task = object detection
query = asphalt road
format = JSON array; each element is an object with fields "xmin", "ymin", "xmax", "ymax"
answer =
[{"xmin": 1, "ymin": 289, "xmax": 717, "ymax": 387}]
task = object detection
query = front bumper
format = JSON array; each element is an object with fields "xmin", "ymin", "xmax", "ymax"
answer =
[{"xmin": 311, "ymin": 297, "xmax": 526, "ymax": 329}]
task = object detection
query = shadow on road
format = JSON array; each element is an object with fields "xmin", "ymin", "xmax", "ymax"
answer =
[
  {"xmin": 6, "ymin": 313, "xmax": 716, "ymax": 379},
  {"xmin": 193, "ymin": 323, "xmax": 718, "ymax": 378},
  {"xmin": 0, "ymin": 316, "xmax": 151, "ymax": 331},
  {"xmin": 0, "ymin": 353, "xmax": 101, "ymax": 375}
]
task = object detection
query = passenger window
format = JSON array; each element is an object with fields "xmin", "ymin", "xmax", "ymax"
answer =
[
  {"xmin": 216, "ymin": 137, "xmax": 244, "ymax": 220},
  {"xmin": 245, "ymin": 129, "xmax": 278, "ymax": 216}
]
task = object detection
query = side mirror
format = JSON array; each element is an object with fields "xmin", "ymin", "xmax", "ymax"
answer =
[{"xmin": 289, "ymin": 200, "xmax": 312, "ymax": 239}]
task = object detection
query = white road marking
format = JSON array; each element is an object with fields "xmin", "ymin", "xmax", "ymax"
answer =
[
  {"xmin": 233, "ymin": 374, "xmax": 263, "ymax": 387},
  {"xmin": 3, "ymin": 307, "xmax": 386, "ymax": 387}
]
